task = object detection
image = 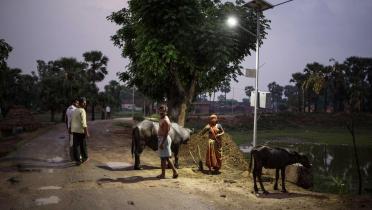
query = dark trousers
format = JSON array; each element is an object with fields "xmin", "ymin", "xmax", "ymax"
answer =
[{"xmin": 72, "ymin": 132, "xmax": 88, "ymax": 162}]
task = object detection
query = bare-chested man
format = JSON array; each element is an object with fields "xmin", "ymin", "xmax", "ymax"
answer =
[{"xmin": 156, "ymin": 105, "xmax": 178, "ymax": 179}]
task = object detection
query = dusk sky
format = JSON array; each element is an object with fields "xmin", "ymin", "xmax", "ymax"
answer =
[{"xmin": 1, "ymin": 0, "xmax": 371, "ymax": 101}]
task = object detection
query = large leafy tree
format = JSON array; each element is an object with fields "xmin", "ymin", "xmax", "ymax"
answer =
[
  {"xmin": 108, "ymin": 0, "xmax": 270, "ymax": 126},
  {"xmin": 37, "ymin": 58, "xmax": 89, "ymax": 122},
  {"xmin": 37, "ymin": 60, "xmax": 65, "ymax": 122},
  {"xmin": 83, "ymin": 51, "xmax": 109, "ymax": 120},
  {"xmin": 343, "ymin": 57, "xmax": 372, "ymax": 112},
  {"xmin": 1, "ymin": 40, "xmax": 39, "ymax": 116},
  {"xmin": 0, "ymin": 39, "xmax": 13, "ymax": 116}
]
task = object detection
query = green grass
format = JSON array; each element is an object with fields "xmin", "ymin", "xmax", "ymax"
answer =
[
  {"xmin": 111, "ymin": 111, "xmax": 144, "ymax": 118},
  {"xmin": 229, "ymin": 127, "xmax": 372, "ymax": 146},
  {"xmin": 112, "ymin": 120, "xmax": 132, "ymax": 128}
]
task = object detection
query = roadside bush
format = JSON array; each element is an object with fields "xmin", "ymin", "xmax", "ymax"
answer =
[{"xmin": 147, "ymin": 113, "xmax": 160, "ymax": 121}]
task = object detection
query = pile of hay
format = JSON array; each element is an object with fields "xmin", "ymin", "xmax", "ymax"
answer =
[{"xmin": 179, "ymin": 133, "xmax": 249, "ymax": 172}]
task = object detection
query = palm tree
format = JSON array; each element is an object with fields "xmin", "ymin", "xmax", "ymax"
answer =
[
  {"xmin": 303, "ymin": 63, "xmax": 327, "ymax": 112},
  {"xmin": 219, "ymin": 81, "xmax": 231, "ymax": 105},
  {"xmin": 244, "ymin": 86, "xmax": 254, "ymax": 98},
  {"xmin": 83, "ymin": 51, "xmax": 109, "ymax": 120}
]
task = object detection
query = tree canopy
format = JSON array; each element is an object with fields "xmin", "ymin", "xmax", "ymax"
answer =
[{"xmin": 108, "ymin": 0, "xmax": 270, "ymax": 125}]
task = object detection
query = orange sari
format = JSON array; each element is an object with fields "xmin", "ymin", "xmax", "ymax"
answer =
[{"xmin": 206, "ymin": 125, "xmax": 222, "ymax": 170}]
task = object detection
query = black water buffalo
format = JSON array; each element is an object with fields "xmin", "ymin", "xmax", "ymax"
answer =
[
  {"xmin": 131, "ymin": 120, "xmax": 191, "ymax": 170},
  {"xmin": 249, "ymin": 145, "xmax": 311, "ymax": 194}
]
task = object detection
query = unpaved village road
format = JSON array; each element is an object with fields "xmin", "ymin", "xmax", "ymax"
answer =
[{"xmin": 0, "ymin": 119, "xmax": 371, "ymax": 210}]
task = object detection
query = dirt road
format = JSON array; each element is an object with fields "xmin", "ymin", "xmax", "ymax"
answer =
[{"xmin": 0, "ymin": 119, "xmax": 370, "ymax": 210}]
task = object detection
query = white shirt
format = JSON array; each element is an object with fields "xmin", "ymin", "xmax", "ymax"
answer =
[
  {"xmin": 106, "ymin": 106, "xmax": 111, "ymax": 113},
  {"xmin": 66, "ymin": 105, "xmax": 77, "ymax": 128}
]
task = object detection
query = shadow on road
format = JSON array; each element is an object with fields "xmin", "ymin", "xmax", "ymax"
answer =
[
  {"xmin": 97, "ymin": 176, "xmax": 159, "ymax": 184},
  {"xmin": 0, "ymin": 157, "xmax": 76, "ymax": 172},
  {"xmin": 0, "ymin": 157, "xmax": 71, "ymax": 164},
  {"xmin": 255, "ymin": 192, "xmax": 329, "ymax": 200},
  {"xmin": 96, "ymin": 164, "xmax": 160, "ymax": 171}
]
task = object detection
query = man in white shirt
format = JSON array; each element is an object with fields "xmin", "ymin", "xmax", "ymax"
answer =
[
  {"xmin": 65, "ymin": 98, "xmax": 78, "ymax": 160},
  {"xmin": 105, "ymin": 105, "xmax": 111, "ymax": 119}
]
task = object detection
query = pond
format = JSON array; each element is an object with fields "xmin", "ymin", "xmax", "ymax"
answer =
[{"xmin": 240, "ymin": 142, "xmax": 372, "ymax": 195}]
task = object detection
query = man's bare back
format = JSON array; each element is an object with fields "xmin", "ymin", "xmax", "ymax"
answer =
[{"xmin": 158, "ymin": 116, "xmax": 171, "ymax": 137}]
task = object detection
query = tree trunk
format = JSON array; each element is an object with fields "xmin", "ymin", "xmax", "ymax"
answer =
[
  {"xmin": 177, "ymin": 101, "xmax": 187, "ymax": 127},
  {"xmin": 169, "ymin": 62, "xmax": 197, "ymax": 127}
]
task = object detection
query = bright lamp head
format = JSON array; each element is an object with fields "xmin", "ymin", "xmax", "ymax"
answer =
[{"xmin": 226, "ymin": 16, "xmax": 238, "ymax": 27}]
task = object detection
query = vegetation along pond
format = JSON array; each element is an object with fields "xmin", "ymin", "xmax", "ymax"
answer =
[{"xmin": 244, "ymin": 142, "xmax": 372, "ymax": 195}]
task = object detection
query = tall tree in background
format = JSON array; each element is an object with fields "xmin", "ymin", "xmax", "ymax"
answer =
[
  {"xmin": 329, "ymin": 60, "xmax": 347, "ymax": 112},
  {"xmin": 104, "ymin": 80, "xmax": 123, "ymax": 109},
  {"xmin": 268, "ymin": 81, "xmax": 283, "ymax": 112},
  {"xmin": 219, "ymin": 81, "xmax": 231, "ymax": 104},
  {"xmin": 54, "ymin": 57, "xmax": 88, "ymax": 121},
  {"xmin": 0, "ymin": 39, "xmax": 13, "ymax": 116},
  {"xmin": 0, "ymin": 39, "xmax": 12, "ymax": 68},
  {"xmin": 108, "ymin": 0, "xmax": 270, "ymax": 126},
  {"xmin": 37, "ymin": 60, "xmax": 65, "ymax": 122},
  {"xmin": 290, "ymin": 72, "xmax": 306, "ymax": 112},
  {"xmin": 343, "ymin": 57, "xmax": 371, "ymax": 112},
  {"xmin": 302, "ymin": 63, "xmax": 325, "ymax": 112},
  {"xmin": 83, "ymin": 51, "xmax": 109, "ymax": 121},
  {"xmin": 284, "ymin": 85, "xmax": 298, "ymax": 111},
  {"xmin": 1, "ymin": 40, "xmax": 40, "ymax": 116}
]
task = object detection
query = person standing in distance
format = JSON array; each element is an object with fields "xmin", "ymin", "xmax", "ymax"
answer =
[
  {"xmin": 105, "ymin": 105, "xmax": 111, "ymax": 119},
  {"xmin": 71, "ymin": 97, "xmax": 90, "ymax": 165}
]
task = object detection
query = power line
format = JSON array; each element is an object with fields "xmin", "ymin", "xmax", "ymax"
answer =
[{"xmin": 272, "ymin": 0, "xmax": 295, "ymax": 8}]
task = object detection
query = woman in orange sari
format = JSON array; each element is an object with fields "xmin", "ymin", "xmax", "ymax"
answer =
[{"xmin": 200, "ymin": 114, "xmax": 225, "ymax": 174}]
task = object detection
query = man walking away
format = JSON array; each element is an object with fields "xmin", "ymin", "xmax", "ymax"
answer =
[
  {"xmin": 71, "ymin": 97, "xmax": 90, "ymax": 165},
  {"xmin": 66, "ymin": 98, "xmax": 78, "ymax": 160},
  {"xmin": 156, "ymin": 105, "xmax": 178, "ymax": 179}
]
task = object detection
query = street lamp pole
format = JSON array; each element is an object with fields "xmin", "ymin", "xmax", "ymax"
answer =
[
  {"xmin": 227, "ymin": 0, "xmax": 294, "ymax": 147},
  {"xmin": 252, "ymin": 9, "xmax": 260, "ymax": 148},
  {"xmin": 245, "ymin": 0, "xmax": 273, "ymax": 147}
]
